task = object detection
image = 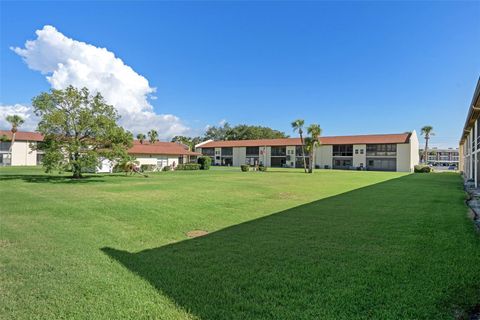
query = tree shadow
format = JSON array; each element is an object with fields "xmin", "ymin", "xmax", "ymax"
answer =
[
  {"xmin": 0, "ymin": 174, "xmax": 107, "ymax": 184},
  {"xmin": 102, "ymin": 174, "xmax": 480, "ymax": 319}
]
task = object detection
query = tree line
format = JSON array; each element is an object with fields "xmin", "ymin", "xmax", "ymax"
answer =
[{"xmin": 134, "ymin": 122, "xmax": 290, "ymax": 151}]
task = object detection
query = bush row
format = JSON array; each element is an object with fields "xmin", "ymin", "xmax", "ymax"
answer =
[
  {"xmin": 414, "ymin": 165, "xmax": 432, "ymax": 173},
  {"xmin": 176, "ymin": 163, "xmax": 201, "ymax": 170},
  {"xmin": 240, "ymin": 164, "xmax": 267, "ymax": 172}
]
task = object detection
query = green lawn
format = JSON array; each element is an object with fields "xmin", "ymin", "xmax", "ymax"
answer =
[{"xmin": 1, "ymin": 166, "xmax": 479, "ymax": 319}]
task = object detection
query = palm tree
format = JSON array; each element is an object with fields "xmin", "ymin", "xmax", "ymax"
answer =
[
  {"xmin": 5, "ymin": 115, "xmax": 24, "ymax": 166},
  {"xmin": 291, "ymin": 119, "xmax": 307, "ymax": 173},
  {"xmin": 420, "ymin": 126, "xmax": 434, "ymax": 164},
  {"xmin": 136, "ymin": 133, "xmax": 146, "ymax": 144},
  {"xmin": 147, "ymin": 129, "xmax": 158, "ymax": 144},
  {"xmin": 306, "ymin": 124, "xmax": 322, "ymax": 173}
]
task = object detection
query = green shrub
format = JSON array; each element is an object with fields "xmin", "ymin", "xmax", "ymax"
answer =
[
  {"xmin": 176, "ymin": 163, "xmax": 200, "ymax": 170},
  {"xmin": 240, "ymin": 165, "xmax": 250, "ymax": 172},
  {"xmin": 197, "ymin": 156, "xmax": 211, "ymax": 170},
  {"xmin": 141, "ymin": 164, "xmax": 157, "ymax": 172},
  {"xmin": 258, "ymin": 165, "xmax": 267, "ymax": 172},
  {"xmin": 414, "ymin": 165, "xmax": 432, "ymax": 173},
  {"xmin": 162, "ymin": 166, "xmax": 172, "ymax": 172}
]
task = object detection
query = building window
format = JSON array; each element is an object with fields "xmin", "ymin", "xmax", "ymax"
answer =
[
  {"xmin": 366, "ymin": 144, "xmax": 397, "ymax": 156},
  {"xmin": 360, "ymin": 149, "xmax": 364, "ymax": 154},
  {"xmin": 221, "ymin": 147, "xmax": 233, "ymax": 156},
  {"xmin": 333, "ymin": 159, "xmax": 352, "ymax": 168},
  {"xmin": 271, "ymin": 146, "xmax": 286, "ymax": 157},
  {"xmin": 36, "ymin": 153, "xmax": 44, "ymax": 165},
  {"xmin": 0, "ymin": 141, "xmax": 11, "ymax": 152},
  {"xmin": 332, "ymin": 145, "xmax": 353, "ymax": 156},
  {"xmin": 295, "ymin": 146, "xmax": 306, "ymax": 156},
  {"xmin": 246, "ymin": 147, "xmax": 259, "ymax": 156},
  {"xmin": 355, "ymin": 149, "xmax": 358, "ymax": 154},
  {"xmin": 202, "ymin": 148, "xmax": 214, "ymax": 156}
]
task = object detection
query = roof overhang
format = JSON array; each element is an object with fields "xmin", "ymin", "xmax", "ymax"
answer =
[{"xmin": 460, "ymin": 77, "xmax": 480, "ymax": 145}]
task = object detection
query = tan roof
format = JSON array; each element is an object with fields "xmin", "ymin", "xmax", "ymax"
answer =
[
  {"xmin": 0, "ymin": 130, "xmax": 43, "ymax": 141},
  {"xmin": 129, "ymin": 141, "xmax": 201, "ymax": 156},
  {"xmin": 198, "ymin": 133, "xmax": 411, "ymax": 148}
]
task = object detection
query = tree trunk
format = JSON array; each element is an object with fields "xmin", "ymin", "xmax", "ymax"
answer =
[
  {"xmin": 8, "ymin": 132, "xmax": 16, "ymax": 166},
  {"xmin": 300, "ymin": 133, "xmax": 307, "ymax": 173},
  {"xmin": 424, "ymin": 137, "xmax": 429, "ymax": 164},
  {"xmin": 308, "ymin": 150, "xmax": 313, "ymax": 173},
  {"xmin": 72, "ymin": 153, "xmax": 83, "ymax": 178}
]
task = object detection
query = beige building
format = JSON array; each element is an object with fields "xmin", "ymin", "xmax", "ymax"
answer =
[
  {"xmin": 0, "ymin": 130, "xmax": 44, "ymax": 166},
  {"xmin": 196, "ymin": 131, "xmax": 419, "ymax": 172},
  {"xmin": 0, "ymin": 130, "xmax": 199, "ymax": 170},
  {"xmin": 459, "ymin": 77, "xmax": 480, "ymax": 186},
  {"xmin": 127, "ymin": 140, "xmax": 200, "ymax": 169}
]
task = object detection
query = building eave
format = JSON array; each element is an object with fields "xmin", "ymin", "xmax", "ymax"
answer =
[{"xmin": 460, "ymin": 77, "xmax": 480, "ymax": 145}]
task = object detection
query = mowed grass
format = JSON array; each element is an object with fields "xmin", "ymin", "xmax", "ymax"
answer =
[{"xmin": 1, "ymin": 166, "xmax": 479, "ymax": 319}]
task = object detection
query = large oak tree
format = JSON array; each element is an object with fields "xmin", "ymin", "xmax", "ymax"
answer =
[{"xmin": 32, "ymin": 86, "xmax": 133, "ymax": 178}]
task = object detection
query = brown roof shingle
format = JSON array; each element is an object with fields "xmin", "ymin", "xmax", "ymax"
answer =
[
  {"xmin": 197, "ymin": 133, "xmax": 411, "ymax": 148},
  {"xmin": 129, "ymin": 141, "xmax": 201, "ymax": 156},
  {"xmin": 0, "ymin": 130, "xmax": 44, "ymax": 142}
]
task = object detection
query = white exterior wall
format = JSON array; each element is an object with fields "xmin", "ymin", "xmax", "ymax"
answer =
[
  {"xmin": 214, "ymin": 148, "xmax": 222, "ymax": 165},
  {"xmin": 134, "ymin": 154, "xmax": 180, "ymax": 168},
  {"xmin": 395, "ymin": 130, "xmax": 419, "ymax": 172},
  {"xmin": 352, "ymin": 144, "xmax": 366, "ymax": 168},
  {"xmin": 409, "ymin": 130, "xmax": 420, "ymax": 171},
  {"xmin": 97, "ymin": 158, "xmax": 114, "ymax": 173},
  {"xmin": 259, "ymin": 146, "xmax": 271, "ymax": 167},
  {"xmin": 233, "ymin": 147, "xmax": 246, "ymax": 166},
  {"xmin": 315, "ymin": 145, "xmax": 333, "ymax": 168},
  {"xmin": 11, "ymin": 141, "xmax": 37, "ymax": 166},
  {"xmin": 396, "ymin": 144, "xmax": 412, "ymax": 172},
  {"xmin": 286, "ymin": 146, "xmax": 296, "ymax": 168}
]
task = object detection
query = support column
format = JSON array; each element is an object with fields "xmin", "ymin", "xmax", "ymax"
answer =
[
  {"xmin": 475, "ymin": 120, "xmax": 478, "ymax": 188},
  {"xmin": 470, "ymin": 131, "xmax": 474, "ymax": 180}
]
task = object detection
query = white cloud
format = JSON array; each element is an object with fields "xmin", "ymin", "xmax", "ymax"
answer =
[
  {"xmin": 0, "ymin": 104, "xmax": 39, "ymax": 132},
  {"xmin": 11, "ymin": 25, "xmax": 189, "ymax": 139}
]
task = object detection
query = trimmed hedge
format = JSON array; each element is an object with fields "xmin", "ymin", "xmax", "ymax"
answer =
[
  {"xmin": 240, "ymin": 165, "xmax": 250, "ymax": 172},
  {"xmin": 258, "ymin": 165, "xmax": 267, "ymax": 172},
  {"xmin": 414, "ymin": 165, "xmax": 432, "ymax": 173},
  {"xmin": 197, "ymin": 156, "xmax": 211, "ymax": 170},
  {"xmin": 162, "ymin": 166, "xmax": 172, "ymax": 172},
  {"xmin": 176, "ymin": 163, "xmax": 200, "ymax": 170}
]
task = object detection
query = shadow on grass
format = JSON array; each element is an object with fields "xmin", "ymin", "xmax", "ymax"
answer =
[
  {"xmin": 102, "ymin": 174, "xmax": 480, "ymax": 319},
  {"xmin": 0, "ymin": 174, "xmax": 108, "ymax": 184}
]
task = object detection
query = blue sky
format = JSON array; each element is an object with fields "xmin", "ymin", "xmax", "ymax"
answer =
[{"xmin": 1, "ymin": 1, "xmax": 479, "ymax": 147}]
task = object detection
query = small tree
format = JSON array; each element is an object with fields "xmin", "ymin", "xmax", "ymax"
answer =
[
  {"xmin": 420, "ymin": 126, "xmax": 434, "ymax": 164},
  {"xmin": 32, "ymin": 86, "xmax": 133, "ymax": 178},
  {"xmin": 148, "ymin": 129, "xmax": 158, "ymax": 144},
  {"xmin": 5, "ymin": 114, "xmax": 24, "ymax": 165},
  {"xmin": 291, "ymin": 119, "xmax": 307, "ymax": 173},
  {"xmin": 305, "ymin": 124, "xmax": 322, "ymax": 173},
  {"xmin": 136, "ymin": 133, "xmax": 146, "ymax": 144},
  {"xmin": 197, "ymin": 156, "xmax": 211, "ymax": 170}
]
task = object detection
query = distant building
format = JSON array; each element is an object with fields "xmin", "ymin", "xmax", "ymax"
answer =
[
  {"xmin": 196, "ymin": 131, "xmax": 419, "ymax": 172},
  {"xmin": 419, "ymin": 148, "xmax": 459, "ymax": 166},
  {"xmin": 459, "ymin": 77, "xmax": 480, "ymax": 186}
]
